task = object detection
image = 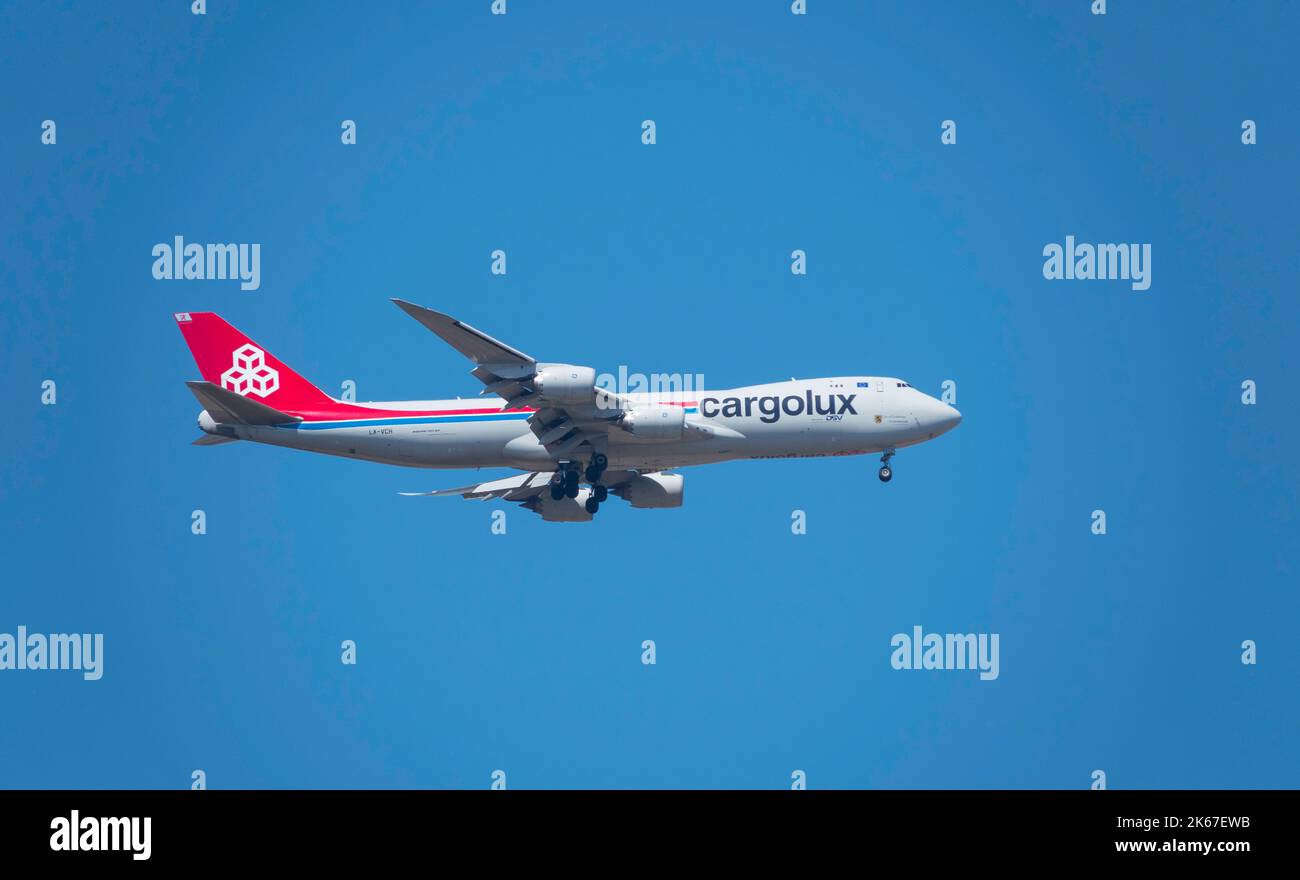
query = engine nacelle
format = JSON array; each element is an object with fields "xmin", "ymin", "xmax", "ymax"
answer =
[
  {"xmin": 619, "ymin": 473, "xmax": 684, "ymax": 509},
  {"xmin": 533, "ymin": 363, "xmax": 596, "ymax": 405},
  {"xmin": 533, "ymin": 488, "xmax": 594, "ymax": 522},
  {"xmin": 619, "ymin": 404, "xmax": 685, "ymax": 440}
]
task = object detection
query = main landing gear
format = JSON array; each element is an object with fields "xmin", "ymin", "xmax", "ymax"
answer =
[
  {"xmin": 589, "ymin": 484, "xmax": 608, "ymax": 503},
  {"xmin": 584, "ymin": 453, "xmax": 608, "ymax": 484},
  {"xmin": 878, "ymin": 448, "xmax": 895, "ymax": 483},
  {"xmin": 549, "ymin": 469, "xmax": 579, "ymax": 501},
  {"xmin": 584, "ymin": 453, "xmax": 610, "ymax": 514},
  {"xmin": 552, "ymin": 454, "xmax": 610, "ymax": 515}
]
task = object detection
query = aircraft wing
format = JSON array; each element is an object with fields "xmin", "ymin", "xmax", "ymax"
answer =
[
  {"xmin": 399, "ymin": 471, "xmax": 554, "ymax": 501},
  {"xmin": 521, "ymin": 404, "xmax": 617, "ymax": 460},
  {"xmin": 390, "ymin": 299, "xmax": 535, "ymax": 369},
  {"xmin": 392, "ymin": 299, "xmax": 627, "ymax": 460},
  {"xmin": 401, "ymin": 469, "xmax": 640, "ymax": 501}
]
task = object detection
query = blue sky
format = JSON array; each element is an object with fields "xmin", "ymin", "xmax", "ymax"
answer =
[{"xmin": 2, "ymin": 1, "xmax": 1297, "ymax": 789}]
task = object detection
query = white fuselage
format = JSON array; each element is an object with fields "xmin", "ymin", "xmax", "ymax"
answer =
[{"xmin": 206, "ymin": 376, "xmax": 962, "ymax": 472}]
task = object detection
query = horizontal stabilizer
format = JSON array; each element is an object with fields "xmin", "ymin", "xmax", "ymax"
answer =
[
  {"xmin": 186, "ymin": 381, "xmax": 302, "ymax": 427},
  {"xmin": 192, "ymin": 433, "xmax": 239, "ymax": 446}
]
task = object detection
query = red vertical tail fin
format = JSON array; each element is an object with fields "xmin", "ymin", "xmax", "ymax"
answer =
[{"xmin": 174, "ymin": 312, "xmax": 334, "ymax": 412}]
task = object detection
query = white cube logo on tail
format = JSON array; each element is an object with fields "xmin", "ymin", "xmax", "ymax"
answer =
[{"xmin": 220, "ymin": 344, "xmax": 279, "ymax": 398}]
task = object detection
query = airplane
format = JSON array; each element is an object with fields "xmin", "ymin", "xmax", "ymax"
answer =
[{"xmin": 175, "ymin": 301, "xmax": 962, "ymax": 521}]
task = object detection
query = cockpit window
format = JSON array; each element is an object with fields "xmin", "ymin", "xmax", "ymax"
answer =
[{"xmin": 896, "ymin": 382, "xmax": 911, "ymax": 388}]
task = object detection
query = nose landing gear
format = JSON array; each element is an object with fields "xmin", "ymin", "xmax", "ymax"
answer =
[{"xmin": 878, "ymin": 448, "xmax": 895, "ymax": 483}]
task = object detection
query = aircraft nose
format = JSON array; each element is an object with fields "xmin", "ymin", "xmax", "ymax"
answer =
[{"xmin": 919, "ymin": 397, "xmax": 961, "ymax": 436}]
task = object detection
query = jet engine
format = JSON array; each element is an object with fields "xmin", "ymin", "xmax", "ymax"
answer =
[
  {"xmin": 617, "ymin": 473, "xmax": 684, "ymax": 509},
  {"xmin": 618, "ymin": 404, "xmax": 685, "ymax": 440},
  {"xmin": 533, "ymin": 363, "xmax": 597, "ymax": 405},
  {"xmin": 531, "ymin": 488, "xmax": 594, "ymax": 522}
]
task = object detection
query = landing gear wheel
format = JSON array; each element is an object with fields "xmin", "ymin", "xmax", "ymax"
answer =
[
  {"xmin": 592, "ymin": 453, "xmax": 608, "ymax": 470},
  {"xmin": 565, "ymin": 482, "xmax": 580, "ymax": 499},
  {"xmin": 550, "ymin": 484, "xmax": 565, "ymax": 500},
  {"xmin": 585, "ymin": 466, "xmax": 602, "ymax": 483},
  {"xmin": 593, "ymin": 484, "xmax": 608, "ymax": 503},
  {"xmin": 878, "ymin": 447, "xmax": 895, "ymax": 483},
  {"xmin": 563, "ymin": 470, "xmax": 579, "ymax": 496},
  {"xmin": 584, "ymin": 497, "xmax": 600, "ymax": 514}
]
